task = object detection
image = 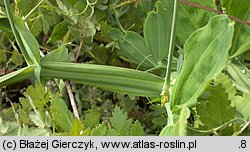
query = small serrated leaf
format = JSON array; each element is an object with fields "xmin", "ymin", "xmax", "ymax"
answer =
[
  {"xmin": 128, "ymin": 121, "xmax": 144, "ymax": 136},
  {"xmin": 50, "ymin": 92, "xmax": 72, "ymax": 131},
  {"xmin": 91, "ymin": 123, "xmax": 107, "ymax": 136},
  {"xmin": 110, "ymin": 106, "xmax": 132, "ymax": 135},
  {"xmin": 66, "ymin": 118, "xmax": 84, "ymax": 136},
  {"xmin": 11, "ymin": 50, "xmax": 23, "ymax": 66},
  {"xmin": 197, "ymin": 85, "xmax": 236, "ymax": 129},
  {"xmin": 19, "ymin": 97, "xmax": 31, "ymax": 112},
  {"xmin": 24, "ymin": 82, "xmax": 49, "ymax": 109},
  {"xmin": 106, "ymin": 129, "xmax": 119, "ymax": 136},
  {"xmin": 17, "ymin": 109, "xmax": 29, "ymax": 124},
  {"xmin": 29, "ymin": 112, "xmax": 45, "ymax": 128},
  {"xmin": 83, "ymin": 110, "xmax": 100, "ymax": 128},
  {"xmin": 233, "ymin": 92, "xmax": 250, "ymax": 119},
  {"xmin": 20, "ymin": 127, "xmax": 50, "ymax": 136},
  {"xmin": 215, "ymin": 72, "xmax": 237, "ymax": 100}
]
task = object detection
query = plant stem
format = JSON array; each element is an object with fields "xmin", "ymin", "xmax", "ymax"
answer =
[
  {"xmin": 113, "ymin": 10, "xmax": 126, "ymax": 33},
  {"xmin": 188, "ymin": 118, "xmax": 246, "ymax": 134},
  {"xmin": 65, "ymin": 81, "xmax": 80, "ymax": 120},
  {"xmin": 24, "ymin": 0, "xmax": 45, "ymax": 20},
  {"xmin": 234, "ymin": 119, "xmax": 250, "ymax": 136},
  {"xmin": 74, "ymin": 40, "xmax": 83, "ymax": 63},
  {"xmin": 165, "ymin": 103, "xmax": 173, "ymax": 124},
  {"xmin": 179, "ymin": 0, "xmax": 250, "ymax": 26},
  {"xmin": 6, "ymin": 98, "xmax": 20, "ymax": 125},
  {"xmin": 162, "ymin": 0, "xmax": 178, "ymax": 100}
]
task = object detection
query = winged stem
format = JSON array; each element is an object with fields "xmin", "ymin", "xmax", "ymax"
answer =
[{"xmin": 161, "ymin": 0, "xmax": 178, "ymax": 105}]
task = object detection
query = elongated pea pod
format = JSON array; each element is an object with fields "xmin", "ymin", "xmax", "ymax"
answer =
[{"xmin": 41, "ymin": 62, "xmax": 164, "ymax": 97}]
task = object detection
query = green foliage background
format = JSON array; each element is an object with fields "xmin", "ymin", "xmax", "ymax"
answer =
[{"xmin": 0, "ymin": 0, "xmax": 250, "ymax": 136}]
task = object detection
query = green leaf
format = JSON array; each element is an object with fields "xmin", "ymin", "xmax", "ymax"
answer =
[
  {"xmin": 10, "ymin": 15, "xmax": 40, "ymax": 64},
  {"xmin": 19, "ymin": 127, "xmax": 50, "ymax": 136},
  {"xmin": 83, "ymin": 110, "xmax": 100, "ymax": 128},
  {"xmin": 144, "ymin": 1, "xmax": 172, "ymax": 64},
  {"xmin": 11, "ymin": 50, "xmax": 24, "ymax": 66},
  {"xmin": 172, "ymin": 106, "xmax": 190, "ymax": 135},
  {"xmin": 29, "ymin": 112, "xmax": 45, "ymax": 128},
  {"xmin": 221, "ymin": 0, "xmax": 250, "ymax": 57},
  {"xmin": 44, "ymin": 111, "xmax": 52, "ymax": 128},
  {"xmin": 42, "ymin": 16, "xmax": 50, "ymax": 35},
  {"xmin": 4, "ymin": 0, "xmax": 33, "ymax": 65},
  {"xmin": 30, "ymin": 17, "xmax": 43, "ymax": 37},
  {"xmin": 47, "ymin": 21, "xmax": 68, "ymax": 43},
  {"xmin": 4, "ymin": 0, "xmax": 41, "ymax": 82},
  {"xmin": 88, "ymin": 44, "xmax": 109, "ymax": 65},
  {"xmin": 110, "ymin": 106, "xmax": 132, "ymax": 135},
  {"xmin": 17, "ymin": 109, "xmax": 29, "ymax": 124},
  {"xmin": 0, "ymin": 117, "xmax": 20, "ymax": 136},
  {"xmin": 196, "ymin": 85, "xmax": 236, "ymax": 129},
  {"xmin": 50, "ymin": 92, "xmax": 72, "ymax": 131},
  {"xmin": 91, "ymin": 123, "xmax": 107, "ymax": 136},
  {"xmin": 14, "ymin": 16, "xmax": 41, "ymax": 62},
  {"xmin": 66, "ymin": 118, "xmax": 84, "ymax": 136},
  {"xmin": 225, "ymin": 60, "xmax": 250, "ymax": 93},
  {"xmin": 107, "ymin": 28, "xmax": 123, "ymax": 41},
  {"xmin": 215, "ymin": 72, "xmax": 237, "ymax": 101},
  {"xmin": 0, "ymin": 18, "xmax": 12, "ymax": 32},
  {"xmin": 0, "ymin": 50, "xmax": 7, "ymax": 63},
  {"xmin": 160, "ymin": 105, "xmax": 190, "ymax": 136},
  {"xmin": 19, "ymin": 97, "xmax": 32, "ymax": 112},
  {"xmin": 171, "ymin": 15, "xmax": 234, "ymax": 107},
  {"xmin": 24, "ymin": 82, "xmax": 49, "ymax": 109},
  {"xmin": 159, "ymin": 125, "xmax": 174, "ymax": 136},
  {"xmin": 106, "ymin": 129, "xmax": 118, "ymax": 136},
  {"xmin": 42, "ymin": 45, "xmax": 73, "ymax": 62},
  {"xmin": 0, "ymin": 66, "xmax": 35, "ymax": 87},
  {"xmin": 117, "ymin": 31, "xmax": 157, "ymax": 68},
  {"xmin": 176, "ymin": 0, "xmax": 216, "ymax": 44},
  {"xmin": 233, "ymin": 92, "xmax": 250, "ymax": 119},
  {"xmin": 65, "ymin": 0, "xmax": 79, "ymax": 5},
  {"xmin": 41, "ymin": 62, "xmax": 164, "ymax": 97},
  {"xmin": 128, "ymin": 121, "xmax": 144, "ymax": 136}
]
